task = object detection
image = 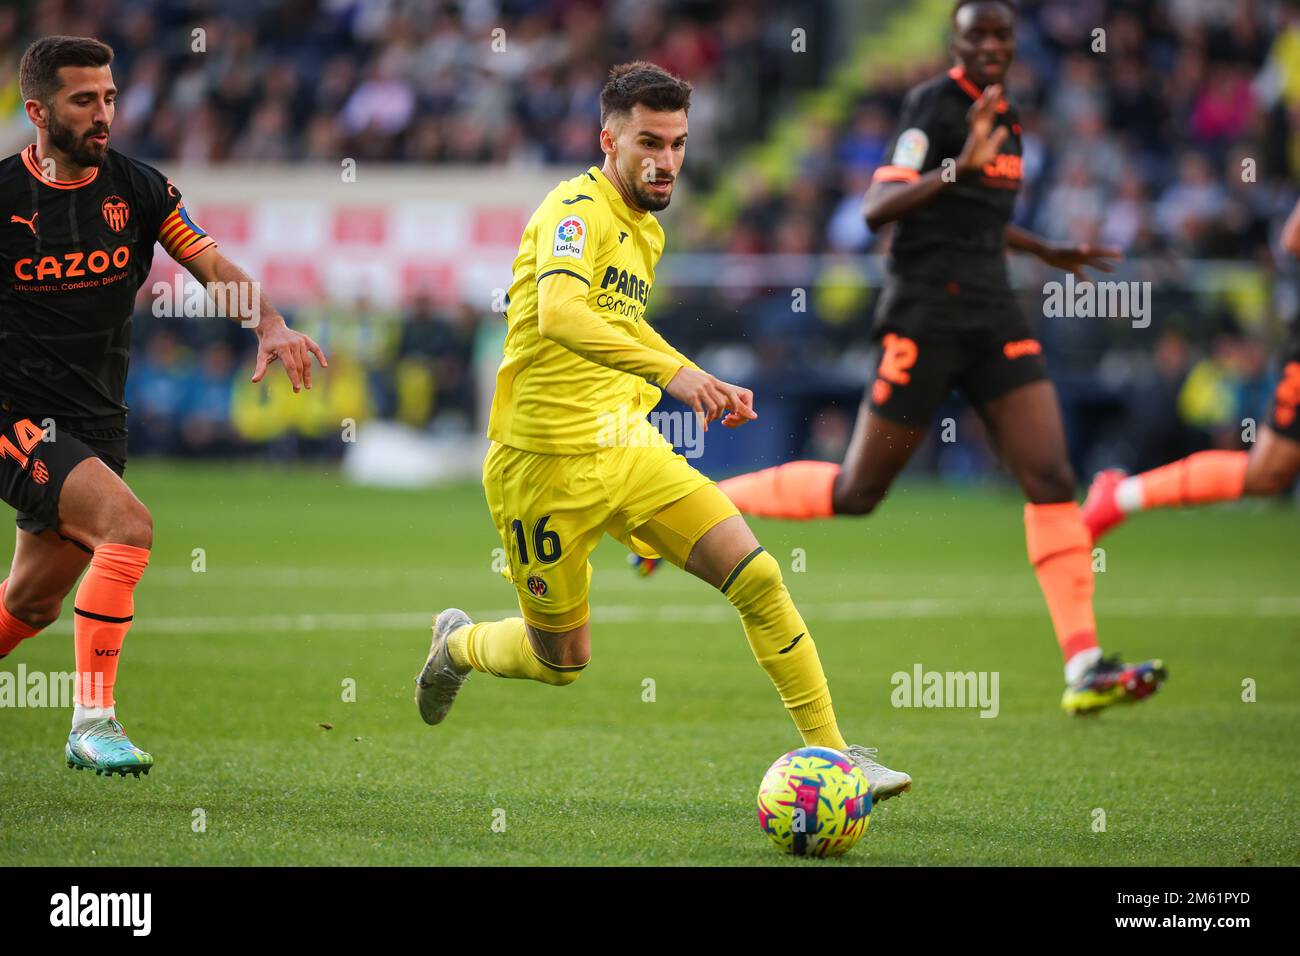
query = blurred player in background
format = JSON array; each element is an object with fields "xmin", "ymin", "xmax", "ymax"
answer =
[
  {"xmin": 0, "ymin": 37, "xmax": 326, "ymax": 775},
  {"xmin": 415, "ymin": 61, "xmax": 911, "ymax": 799},
  {"xmin": 708, "ymin": 0, "xmax": 1167, "ymax": 715},
  {"xmin": 1082, "ymin": 195, "xmax": 1300, "ymax": 538}
]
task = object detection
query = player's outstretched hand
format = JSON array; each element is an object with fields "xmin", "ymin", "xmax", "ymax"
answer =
[
  {"xmin": 252, "ymin": 320, "xmax": 329, "ymax": 393},
  {"xmin": 1039, "ymin": 242, "xmax": 1124, "ymax": 283},
  {"xmin": 957, "ymin": 85, "xmax": 1009, "ymax": 174},
  {"xmin": 666, "ymin": 366, "xmax": 757, "ymax": 432}
]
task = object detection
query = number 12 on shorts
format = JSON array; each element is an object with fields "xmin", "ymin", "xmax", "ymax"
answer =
[
  {"xmin": 879, "ymin": 333, "xmax": 918, "ymax": 385},
  {"xmin": 510, "ymin": 515, "xmax": 563, "ymax": 565},
  {"xmin": 872, "ymin": 333, "xmax": 919, "ymax": 405}
]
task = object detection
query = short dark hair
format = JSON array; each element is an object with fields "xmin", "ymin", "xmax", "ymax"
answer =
[
  {"xmin": 19, "ymin": 36, "xmax": 114, "ymax": 104},
  {"xmin": 599, "ymin": 61, "xmax": 692, "ymax": 127},
  {"xmin": 951, "ymin": 0, "xmax": 1018, "ymax": 23}
]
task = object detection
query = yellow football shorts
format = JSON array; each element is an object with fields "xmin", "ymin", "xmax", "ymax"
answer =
[{"xmin": 483, "ymin": 420, "xmax": 739, "ymax": 631}]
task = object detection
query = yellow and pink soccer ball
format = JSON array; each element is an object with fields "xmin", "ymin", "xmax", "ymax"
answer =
[{"xmin": 756, "ymin": 746, "xmax": 872, "ymax": 857}]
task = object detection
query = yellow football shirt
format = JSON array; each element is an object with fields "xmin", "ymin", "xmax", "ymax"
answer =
[{"xmin": 488, "ymin": 166, "xmax": 679, "ymax": 455}]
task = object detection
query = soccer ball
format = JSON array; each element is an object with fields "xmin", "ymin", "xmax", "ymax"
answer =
[{"xmin": 756, "ymin": 746, "xmax": 871, "ymax": 857}]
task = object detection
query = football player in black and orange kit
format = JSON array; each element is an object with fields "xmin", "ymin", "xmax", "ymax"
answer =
[
  {"xmin": 711, "ymin": 0, "xmax": 1167, "ymax": 714},
  {"xmin": 0, "ymin": 36, "xmax": 326, "ymax": 775}
]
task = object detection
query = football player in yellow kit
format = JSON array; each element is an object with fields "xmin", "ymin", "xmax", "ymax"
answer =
[{"xmin": 414, "ymin": 61, "xmax": 910, "ymax": 800}]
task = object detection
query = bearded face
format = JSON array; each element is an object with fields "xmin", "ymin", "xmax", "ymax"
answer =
[{"xmin": 47, "ymin": 107, "xmax": 110, "ymax": 167}]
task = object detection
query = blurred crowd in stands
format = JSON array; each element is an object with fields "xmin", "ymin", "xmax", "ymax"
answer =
[
  {"xmin": 0, "ymin": 0, "xmax": 831, "ymax": 187},
  {"xmin": 125, "ymin": 293, "xmax": 485, "ymax": 459},
  {"xmin": 2, "ymin": 0, "xmax": 1298, "ymax": 487}
]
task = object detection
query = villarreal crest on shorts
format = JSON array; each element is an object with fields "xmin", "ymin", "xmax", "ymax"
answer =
[{"xmin": 483, "ymin": 420, "xmax": 717, "ymax": 631}]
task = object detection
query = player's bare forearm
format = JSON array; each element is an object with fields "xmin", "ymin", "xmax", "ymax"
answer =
[
  {"xmin": 183, "ymin": 247, "xmax": 282, "ymax": 331},
  {"xmin": 1006, "ymin": 224, "xmax": 1049, "ymax": 257},
  {"xmin": 862, "ymin": 174, "xmax": 953, "ymax": 231},
  {"xmin": 182, "ymin": 247, "xmax": 327, "ymax": 392}
]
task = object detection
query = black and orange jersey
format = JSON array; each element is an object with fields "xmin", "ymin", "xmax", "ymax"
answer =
[
  {"xmin": 873, "ymin": 66, "xmax": 1023, "ymax": 299},
  {"xmin": 0, "ymin": 145, "xmax": 215, "ymax": 430}
]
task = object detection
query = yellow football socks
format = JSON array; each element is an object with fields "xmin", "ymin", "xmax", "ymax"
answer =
[
  {"xmin": 448, "ymin": 617, "xmax": 584, "ymax": 686},
  {"xmin": 720, "ymin": 547, "xmax": 847, "ymax": 750}
]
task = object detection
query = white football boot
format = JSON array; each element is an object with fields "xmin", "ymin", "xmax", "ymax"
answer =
[
  {"xmin": 415, "ymin": 608, "xmax": 473, "ymax": 725},
  {"xmin": 844, "ymin": 745, "xmax": 912, "ymax": 801}
]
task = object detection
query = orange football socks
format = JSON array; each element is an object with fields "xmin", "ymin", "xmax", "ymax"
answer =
[
  {"xmin": 717, "ymin": 461, "xmax": 840, "ymax": 519},
  {"xmin": 1025, "ymin": 502, "xmax": 1100, "ymax": 681},
  {"xmin": 1116, "ymin": 450, "xmax": 1248, "ymax": 513},
  {"xmin": 72, "ymin": 543, "xmax": 150, "ymax": 721},
  {"xmin": 0, "ymin": 579, "xmax": 41, "ymax": 657}
]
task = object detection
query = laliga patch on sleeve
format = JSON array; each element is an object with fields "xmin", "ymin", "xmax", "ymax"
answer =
[
  {"xmin": 553, "ymin": 217, "xmax": 587, "ymax": 259},
  {"xmin": 892, "ymin": 128, "xmax": 929, "ymax": 170}
]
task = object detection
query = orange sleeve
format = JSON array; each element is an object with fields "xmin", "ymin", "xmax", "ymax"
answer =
[{"xmin": 871, "ymin": 165, "xmax": 922, "ymax": 184}]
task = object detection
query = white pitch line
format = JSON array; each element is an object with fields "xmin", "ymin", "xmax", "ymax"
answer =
[
  {"xmin": 25, "ymin": 595, "xmax": 1300, "ymax": 636},
  {"xmin": 143, "ymin": 566, "xmax": 1035, "ymax": 589}
]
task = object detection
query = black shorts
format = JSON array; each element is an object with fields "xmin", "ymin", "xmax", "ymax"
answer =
[
  {"xmin": 867, "ymin": 281, "xmax": 1049, "ymax": 427},
  {"xmin": 0, "ymin": 410, "xmax": 127, "ymax": 537},
  {"xmin": 1269, "ymin": 328, "xmax": 1300, "ymax": 442}
]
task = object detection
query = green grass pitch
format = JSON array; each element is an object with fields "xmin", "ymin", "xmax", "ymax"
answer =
[{"xmin": 0, "ymin": 462, "xmax": 1296, "ymax": 865}]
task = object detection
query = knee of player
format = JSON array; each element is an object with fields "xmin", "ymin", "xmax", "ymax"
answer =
[
  {"xmin": 107, "ymin": 504, "xmax": 153, "ymax": 550},
  {"xmin": 1022, "ymin": 463, "xmax": 1077, "ymax": 504},
  {"xmin": 720, "ymin": 548, "xmax": 786, "ymax": 606},
  {"xmin": 7, "ymin": 593, "xmax": 62, "ymax": 630},
  {"xmin": 537, "ymin": 658, "xmax": 588, "ymax": 686},
  {"xmin": 525, "ymin": 624, "xmax": 589, "ymax": 685},
  {"xmin": 1242, "ymin": 447, "xmax": 1294, "ymax": 496},
  {"xmin": 832, "ymin": 479, "xmax": 887, "ymax": 516},
  {"xmin": 1244, "ymin": 463, "xmax": 1293, "ymax": 497}
]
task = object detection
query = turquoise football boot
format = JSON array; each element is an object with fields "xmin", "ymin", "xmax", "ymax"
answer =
[{"xmin": 66, "ymin": 718, "xmax": 154, "ymax": 777}]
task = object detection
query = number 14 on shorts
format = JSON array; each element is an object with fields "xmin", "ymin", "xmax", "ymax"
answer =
[{"xmin": 0, "ymin": 418, "xmax": 50, "ymax": 483}]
